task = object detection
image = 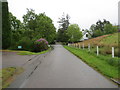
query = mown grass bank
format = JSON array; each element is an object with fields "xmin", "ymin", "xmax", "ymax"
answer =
[
  {"xmin": 64, "ymin": 46, "xmax": 119, "ymax": 80},
  {"xmin": 73, "ymin": 33, "xmax": 119, "ymax": 56},
  {"xmin": 1, "ymin": 48, "xmax": 51, "ymax": 55}
]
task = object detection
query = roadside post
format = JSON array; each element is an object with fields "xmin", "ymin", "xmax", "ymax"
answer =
[
  {"xmin": 97, "ymin": 46, "xmax": 99, "ymax": 56},
  {"xmin": 112, "ymin": 47, "xmax": 114, "ymax": 58},
  {"xmin": 83, "ymin": 43, "xmax": 84, "ymax": 50},
  {"xmin": 79, "ymin": 44, "xmax": 81, "ymax": 49},
  {"xmin": 88, "ymin": 44, "xmax": 90, "ymax": 51}
]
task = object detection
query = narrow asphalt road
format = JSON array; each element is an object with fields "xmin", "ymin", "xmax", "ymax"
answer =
[{"xmin": 20, "ymin": 45, "xmax": 117, "ymax": 88}]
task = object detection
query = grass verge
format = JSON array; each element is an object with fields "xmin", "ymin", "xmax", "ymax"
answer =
[
  {"xmin": 0, "ymin": 67, "xmax": 24, "ymax": 89},
  {"xmin": 17, "ymin": 48, "xmax": 51, "ymax": 55},
  {"xmin": 64, "ymin": 46, "xmax": 119, "ymax": 80},
  {"xmin": 1, "ymin": 48, "xmax": 51, "ymax": 55}
]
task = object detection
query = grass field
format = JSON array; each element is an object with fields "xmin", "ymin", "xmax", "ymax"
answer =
[{"xmin": 64, "ymin": 46, "xmax": 119, "ymax": 81}]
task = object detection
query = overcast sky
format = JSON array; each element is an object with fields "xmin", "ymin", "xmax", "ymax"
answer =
[{"xmin": 7, "ymin": 0, "xmax": 119, "ymax": 30}]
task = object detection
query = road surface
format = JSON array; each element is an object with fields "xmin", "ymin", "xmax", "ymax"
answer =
[
  {"xmin": 12, "ymin": 45, "xmax": 118, "ymax": 88},
  {"xmin": 2, "ymin": 51, "xmax": 36, "ymax": 68}
]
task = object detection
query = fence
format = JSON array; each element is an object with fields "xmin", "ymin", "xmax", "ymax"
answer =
[{"xmin": 68, "ymin": 43, "xmax": 115, "ymax": 58}]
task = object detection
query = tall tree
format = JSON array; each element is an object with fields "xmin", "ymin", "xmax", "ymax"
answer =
[
  {"xmin": 67, "ymin": 24, "xmax": 82, "ymax": 42},
  {"xmin": 2, "ymin": 0, "xmax": 11, "ymax": 49},
  {"xmin": 57, "ymin": 13, "xmax": 70, "ymax": 42},
  {"xmin": 90, "ymin": 19, "xmax": 111, "ymax": 37},
  {"xmin": 23, "ymin": 8, "xmax": 37, "ymax": 30},
  {"xmin": 9, "ymin": 12, "xmax": 21, "ymax": 30},
  {"xmin": 58, "ymin": 13, "xmax": 70, "ymax": 31},
  {"xmin": 104, "ymin": 24, "xmax": 118, "ymax": 34},
  {"xmin": 35, "ymin": 13, "xmax": 56, "ymax": 43},
  {"xmin": 95, "ymin": 19, "xmax": 110, "ymax": 32}
]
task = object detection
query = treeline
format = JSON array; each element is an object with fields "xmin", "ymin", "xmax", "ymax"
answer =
[
  {"xmin": 9, "ymin": 9, "xmax": 56, "ymax": 51},
  {"xmin": 2, "ymin": 0, "xmax": 56, "ymax": 51},
  {"xmin": 56, "ymin": 13, "xmax": 83, "ymax": 44},
  {"xmin": 56, "ymin": 14, "xmax": 118, "ymax": 44},
  {"xmin": 2, "ymin": 1, "xmax": 118, "ymax": 50},
  {"xmin": 90, "ymin": 19, "xmax": 118, "ymax": 38}
]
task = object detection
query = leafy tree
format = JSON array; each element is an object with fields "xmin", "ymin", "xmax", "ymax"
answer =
[
  {"xmin": 104, "ymin": 24, "xmax": 118, "ymax": 34},
  {"xmin": 57, "ymin": 13, "xmax": 70, "ymax": 42},
  {"xmin": 35, "ymin": 13, "xmax": 56, "ymax": 43},
  {"xmin": 92, "ymin": 29, "xmax": 103, "ymax": 37},
  {"xmin": 67, "ymin": 24, "xmax": 82, "ymax": 42},
  {"xmin": 23, "ymin": 8, "xmax": 37, "ymax": 30},
  {"xmin": 58, "ymin": 13, "xmax": 70, "ymax": 31},
  {"xmin": 22, "ymin": 9, "xmax": 56, "ymax": 44},
  {"xmin": 57, "ymin": 29, "xmax": 69, "ymax": 42},
  {"xmin": 9, "ymin": 12, "xmax": 21, "ymax": 30},
  {"xmin": 95, "ymin": 19, "xmax": 110, "ymax": 32},
  {"xmin": 90, "ymin": 24, "xmax": 96, "ymax": 31},
  {"xmin": 2, "ymin": 1, "xmax": 11, "ymax": 49},
  {"xmin": 90, "ymin": 19, "xmax": 112, "ymax": 37}
]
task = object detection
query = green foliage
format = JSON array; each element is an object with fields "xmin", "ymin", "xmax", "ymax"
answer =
[
  {"xmin": 22, "ymin": 9, "xmax": 56, "ymax": 44},
  {"xmin": 9, "ymin": 12, "xmax": 22, "ymax": 30},
  {"xmin": 104, "ymin": 24, "xmax": 118, "ymax": 34},
  {"xmin": 23, "ymin": 8, "xmax": 37, "ymax": 30},
  {"xmin": 90, "ymin": 19, "xmax": 117, "ymax": 37},
  {"xmin": 93, "ymin": 29, "xmax": 103, "ymax": 37},
  {"xmin": 57, "ymin": 13, "xmax": 70, "ymax": 42},
  {"xmin": 2, "ymin": 1, "xmax": 11, "ymax": 49},
  {"xmin": 58, "ymin": 13, "xmax": 70, "ymax": 30},
  {"xmin": 9, "ymin": 9, "xmax": 56, "ymax": 51},
  {"xmin": 35, "ymin": 13, "xmax": 56, "ymax": 43},
  {"xmin": 17, "ymin": 48, "xmax": 51, "ymax": 55},
  {"xmin": 67, "ymin": 24, "xmax": 82, "ymax": 42},
  {"xmin": 57, "ymin": 29, "xmax": 69, "ymax": 42},
  {"xmin": 33, "ymin": 38, "xmax": 48, "ymax": 52},
  {"xmin": 16, "ymin": 37, "xmax": 34, "ymax": 51}
]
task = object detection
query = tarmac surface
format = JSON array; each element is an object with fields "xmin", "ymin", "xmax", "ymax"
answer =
[
  {"xmin": 17, "ymin": 45, "xmax": 118, "ymax": 88},
  {"xmin": 2, "ymin": 51, "xmax": 36, "ymax": 68}
]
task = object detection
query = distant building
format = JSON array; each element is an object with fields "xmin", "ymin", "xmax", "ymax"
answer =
[{"xmin": 80, "ymin": 29, "xmax": 91, "ymax": 41}]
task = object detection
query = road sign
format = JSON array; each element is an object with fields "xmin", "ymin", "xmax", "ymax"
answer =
[{"xmin": 18, "ymin": 46, "xmax": 22, "ymax": 49}]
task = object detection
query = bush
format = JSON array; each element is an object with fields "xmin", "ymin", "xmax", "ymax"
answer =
[
  {"xmin": 33, "ymin": 38, "xmax": 48, "ymax": 52},
  {"xmin": 17, "ymin": 37, "xmax": 34, "ymax": 51},
  {"xmin": 107, "ymin": 58, "xmax": 119, "ymax": 67}
]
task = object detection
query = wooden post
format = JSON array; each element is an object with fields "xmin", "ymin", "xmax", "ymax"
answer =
[
  {"xmin": 79, "ymin": 44, "xmax": 81, "ymax": 49},
  {"xmin": 88, "ymin": 44, "xmax": 90, "ymax": 51},
  {"xmin": 83, "ymin": 43, "xmax": 84, "ymax": 50},
  {"xmin": 97, "ymin": 46, "xmax": 99, "ymax": 56},
  {"xmin": 112, "ymin": 47, "xmax": 114, "ymax": 58}
]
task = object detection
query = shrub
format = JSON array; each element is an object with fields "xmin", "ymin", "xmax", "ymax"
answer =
[
  {"xmin": 33, "ymin": 38, "xmax": 48, "ymax": 52},
  {"xmin": 16, "ymin": 37, "xmax": 34, "ymax": 51}
]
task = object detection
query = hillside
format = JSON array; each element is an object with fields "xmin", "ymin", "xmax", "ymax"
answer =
[{"xmin": 74, "ymin": 33, "xmax": 118, "ymax": 56}]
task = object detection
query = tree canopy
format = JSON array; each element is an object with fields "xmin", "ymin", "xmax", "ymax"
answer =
[
  {"xmin": 67, "ymin": 24, "xmax": 82, "ymax": 42},
  {"xmin": 90, "ymin": 19, "xmax": 118, "ymax": 37},
  {"xmin": 2, "ymin": 1, "xmax": 11, "ymax": 49}
]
